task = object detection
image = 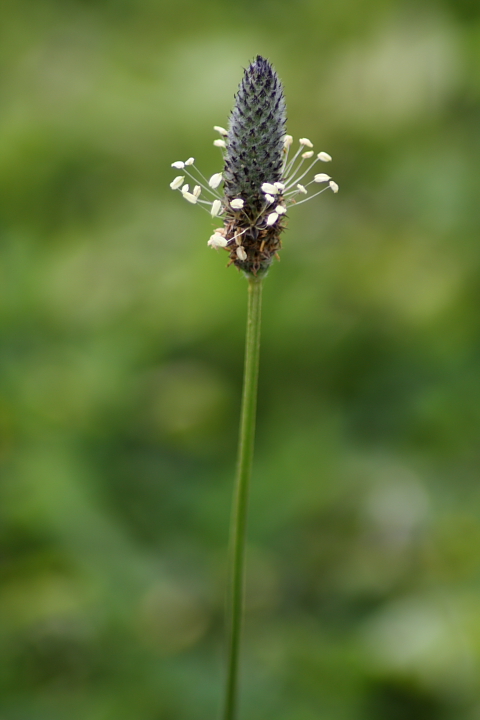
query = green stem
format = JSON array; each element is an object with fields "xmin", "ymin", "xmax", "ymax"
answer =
[{"xmin": 223, "ymin": 276, "xmax": 263, "ymax": 720}]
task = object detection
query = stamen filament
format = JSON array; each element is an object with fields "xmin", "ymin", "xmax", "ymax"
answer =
[
  {"xmin": 284, "ymin": 158, "xmax": 320, "ymax": 190},
  {"xmin": 284, "ymin": 144, "xmax": 304, "ymax": 176},
  {"xmin": 183, "ymin": 166, "xmax": 223, "ymax": 199},
  {"xmin": 282, "ymin": 145, "xmax": 292, "ymax": 174},
  {"xmin": 291, "ymin": 185, "xmax": 331, "ymax": 206}
]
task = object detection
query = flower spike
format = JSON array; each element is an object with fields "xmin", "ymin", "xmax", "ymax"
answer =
[{"xmin": 169, "ymin": 55, "xmax": 337, "ymax": 275}]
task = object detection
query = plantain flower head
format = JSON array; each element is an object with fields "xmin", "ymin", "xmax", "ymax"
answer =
[{"xmin": 169, "ymin": 56, "xmax": 337, "ymax": 277}]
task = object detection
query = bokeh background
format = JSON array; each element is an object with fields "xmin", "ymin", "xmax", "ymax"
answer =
[{"xmin": 2, "ymin": 0, "xmax": 480, "ymax": 718}]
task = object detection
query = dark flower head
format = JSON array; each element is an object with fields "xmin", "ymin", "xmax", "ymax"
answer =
[
  {"xmin": 169, "ymin": 56, "xmax": 338, "ymax": 277},
  {"xmin": 223, "ymin": 55, "xmax": 286, "ymax": 213}
]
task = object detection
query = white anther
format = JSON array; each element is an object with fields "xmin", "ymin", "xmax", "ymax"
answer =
[
  {"xmin": 208, "ymin": 233, "xmax": 228, "ymax": 248},
  {"xmin": 170, "ymin": 176, "xmax": 185, "ymax": 190},
  {"xmin": 275, "ymin": 205, "xmax": 287, "ymax": 215},
  {"xmin": 261, "ymin": 182, "xmax": 278, "ymax": 194},
  {"xmin": 213, "ymin": 139, "xmax": 226, "ymax": 148},
  {"xmin": 299, "ymin": 138, "xmax": 313, "ymax": 148},
  {"xmin": 329, "ymin": 180, "xmax": 339, "ymax": 193},
  {"xmin": 314, "ymin": 174, "xmax": 331, "ymax": 183},
  {"xmin": 266, "ymin": 212, "xmax": 279, "ymax": 226},
  {"xmin": 264, "ymin": 194, "xmax": 275, "ymax": 204},
  {"xmin": 274, "ymin": 182, "xmax": 285, "ymax": 191},
  {"xmin": 235, "ymin": 233, "xmax": 242, "ymax": 245},
  {"xmin": 181, "ymin": 184, "xmax": 190, "ymax": 194},
  {"xmin": 296, "ymin": 184, "xmax": 307, "ymax": 194},
  {"xmin": 318, "ymin": 152, "xmax": 332, "ymax": 162},
  {"xmin": 302, "ymin": 151, "xmax": 314, "ymax": 159},
  {"xmin": 193, "ymin": 185, "xmax": 201, "ymax": 197},
  {"xmin": 185, "ymin": 157, "xmax": 195, "ymax": 166},
  {"xmin": 171, "ymin": 161, "xmax": 185, "ymax": 169},
  {"xmin": 208, "ymin": 173, "xmax": 223, "ymax": 189},
  {"xmin": 236, "ymin": 246, "xmax": 247, "ymax": 261},
  {"xmin": 283, "ymin": 134, "xmax": 293, "ymax": 148},
  {"xmin": 213, "ymin": 126, "xmax": 228, "ymax": 136},
  {"xmin": 210, "ymin": 199, "xmax": 222, "ymax": 217},
  {"xmin": 183, "ymin": 192, "xmax": 198, "ymax": 204},
  {"xmin": 230, "ymin": 198, "xmax": 244, "ymax": 210}
]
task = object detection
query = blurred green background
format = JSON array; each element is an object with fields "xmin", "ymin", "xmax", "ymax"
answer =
[{"xmin": 2, "ymin": 0, "xmax": 480, "ymax": 718}]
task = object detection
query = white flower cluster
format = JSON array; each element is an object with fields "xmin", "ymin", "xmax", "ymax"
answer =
[{"xmin": 169, "ymin": 128, "xmax": 338, "ymax": 251}]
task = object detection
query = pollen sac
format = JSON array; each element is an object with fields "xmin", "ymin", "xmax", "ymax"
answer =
[{"xmin": 224, "ymin": 55, "xmax": 286, "ymax": 215}]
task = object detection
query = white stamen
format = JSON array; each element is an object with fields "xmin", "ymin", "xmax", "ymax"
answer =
[
  {"xmin": 185, "ymin": 157, "xmax": 195, "ymax": 166},
  {"xmin": 302, "ymin": 151, "xmax": 314, "ymax": 159},
  {"xmin": 211, "ymin": 199, "xmax": 222, "ymax": 217},
  {"xmin": 214, "ymin": 139, "xmax": 226, "ymax": 148},
  {"xmin": 208, "ymin": 233, "xmax": 228, "ymax": 248},
  {"xmin": 318, "ymin": 152, "xmax": 332, "ymax": 162},
  {"xmin": 236, "ymin": 246, "xmax": 247, "ymax": 261},
  {"xmin": 193, "ymin": 185, "xmax": 201, "ymax": 197},
  {"xmin": 213, "ymin": 126, "xmax": 228, "ymax": 136},
  {"xmin": 314, "ymin": 174, "xmax": 331, "ymax": 183},
  {"xmin": 181, "ymin": 184, "xmax": 190, "ymax": 194},
  {"xmin": 208, "ymin": 173, "xmax": 223, "ymax": 189},
  {"xmin": 261, "ymin": 182, "xmax": 278, "ymax": 195},
  {"xmin": 299, "ymin": 138, "xmax": 313, "ymax": 148},
  {"xmin": 264, "ymin": 194, "xmax": 275, "ymax": 204},
  {"xmin": 274, "ymin": 182, "xmax": 285, "ymax": 191},
  {"xmin": 275, "ymin": 205, "xmax": 287, "ymax": 215},
  {"xmin": 170, "ymin": 176, "xmax": 185, "ymax": 190},
  {"xmin": 296, "ymin": 184, "xmax": 308, "ymax": 194},
  {"xmin": 266, "ymin": 212, "xmax": 279, "ymax": 226},
  {"xmin": 230, "ymin": 198, "xmax": 244, "ymax": 210},
  {"xmin": 183, "ymin": 192, "xmax": 198, "ymax": 204},
  {"xmin": 329, "ymin": 180, "xmax": 339, "ymax": 193},
  {"xmin": 283, "ymin": 135, "xmax": 293, "ymax": 148},
  {"xmin": 171, "ymin": 161, "xmax": 185, "ymax": 169},
  {"xmin": 235, "ymin": 234, "xmax": 242, "ymax": 245}
]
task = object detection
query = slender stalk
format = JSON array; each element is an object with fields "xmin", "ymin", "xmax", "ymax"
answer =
[{"xmin": 223, "ymin": 276, "xmax": 263, "ymax": 720}]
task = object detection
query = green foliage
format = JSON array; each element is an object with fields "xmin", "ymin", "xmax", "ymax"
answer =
[{"xmin": 1, "ymin": 0, "xmax": 480, "ymax": 718}]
